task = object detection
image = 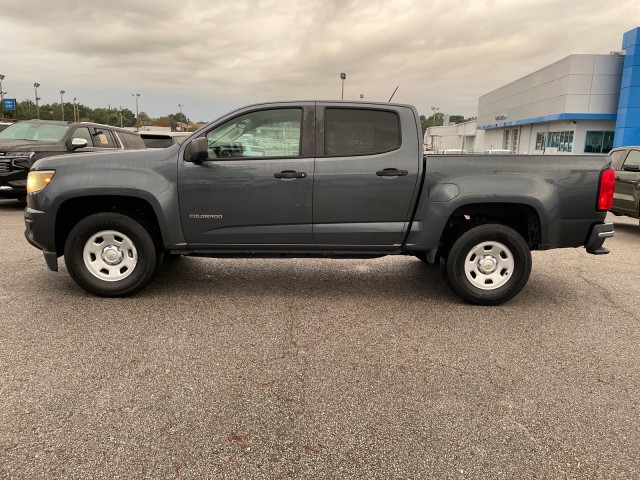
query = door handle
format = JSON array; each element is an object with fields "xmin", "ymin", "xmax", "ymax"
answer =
[
  {"xmin": 376, "ymin": 168, "xmax": 408, "ymax": 177},
  {"xmin": 274, "ymin": 170, "xmax": 307, "ymax": 179}
]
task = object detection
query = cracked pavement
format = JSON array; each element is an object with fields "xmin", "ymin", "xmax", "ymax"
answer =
[{"xmin": 1, "ymin": 199, "xmax": 639, "ymax": 479}]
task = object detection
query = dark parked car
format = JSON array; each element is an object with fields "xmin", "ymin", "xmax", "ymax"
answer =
[
  {"xmin": 609, "ymin": 146, "xmax": 640, "ymax": 225},
  {"xmin": 0, "ymin": 120, "xmax": 146, "ymax": 199}
]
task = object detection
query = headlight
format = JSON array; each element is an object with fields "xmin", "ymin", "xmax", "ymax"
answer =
[{"xmin": 27, "ymin": 170, "xmax": 55, "ymax": 194}]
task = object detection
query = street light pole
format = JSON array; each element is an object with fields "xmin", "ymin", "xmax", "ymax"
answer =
[
  {"xmin": 178, "ymin": 103, "xmax": 186, "ymax": 131},
  {"xmin": 131, "ymin": 93, "xmax": 140, "ymax": 130},
  {"xmin": 431, "ymin": 106, "xmax": 439, "ymax": 127},
  {"xmin": 60, "ymin": 90, "xmax": 65, "ymax": 121},
  {"xmin": 340, "ymin": 73, "xmax": 346, "ymax": 100},
  {"xmin": 34, "ymin": 83, "xmax": 41, "ymax": 119}
]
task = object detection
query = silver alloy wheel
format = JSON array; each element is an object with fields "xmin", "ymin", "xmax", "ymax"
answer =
[
  {"xmin": 82, "ymin": 230, "xmax": 138, "ymax": 282},
  {"xmin": 464, "ymin": 240, "xmax": 514, "ymax": 290}
]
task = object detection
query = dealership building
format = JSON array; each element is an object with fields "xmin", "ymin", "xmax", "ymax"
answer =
[{"xmin": 425, "ymin": 27, "xmax": 640, "ymax": 154}]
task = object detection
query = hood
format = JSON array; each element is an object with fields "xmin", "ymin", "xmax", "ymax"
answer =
[
  {"xmin": 32, "ymin": 145, "xmax": 178, "ymax": 171},
  {"xmin": 0, "ymin": 138, "xmax": 68, "ymax": 153}
]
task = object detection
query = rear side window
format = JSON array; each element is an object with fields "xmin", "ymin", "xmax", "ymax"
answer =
[
  {"xmin": 623, "ymin": 150, "xmax": 640, "ymax": 171},
  {"xmin": 116, "ymin": 131, "xmax": 147, "ymax": 149},
  {"xmin": 609, "ymin": 150, "xmax": 626, "ymax": 170},
  {"xmin": 324, "ymin": 108, "xmax": 401, "ymax": 156},
  {"xmin": 141, "ymin": 135, "xmax": 173, "ymax": 148},
  {"xmin": 92, "ymin": 129, "xmax": 117, "ymax": 148}
]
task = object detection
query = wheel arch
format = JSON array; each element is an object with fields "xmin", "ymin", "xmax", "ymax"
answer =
[
  {"xmin": 55, "ymin": 195, "xmax": 164, "ymax": 256},
  {"xmin": 438, "ymin": 202, "xmax": 542, "ymax": 257},
  {"xmin": 405, "ymin": 199, "xmax": 545, "ymax": 256}
]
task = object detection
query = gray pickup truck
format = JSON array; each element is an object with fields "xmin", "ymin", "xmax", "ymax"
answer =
[{"xmin": 24, "ymin": 101, "xmax": 615, "ymax": 305}]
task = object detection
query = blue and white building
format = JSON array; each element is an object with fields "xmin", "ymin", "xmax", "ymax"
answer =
[{"xmin": 426, "ymin": 27, "xmax": 640, "ymax": 154}]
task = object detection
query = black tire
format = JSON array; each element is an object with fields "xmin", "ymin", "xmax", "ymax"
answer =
[
  {"xmin": 444, "ymin": 223, "xmax": 531, "ymax": 305},
  {"xmin": 64, "ymin": 212, "xmax": 158, "ymax": 297}
]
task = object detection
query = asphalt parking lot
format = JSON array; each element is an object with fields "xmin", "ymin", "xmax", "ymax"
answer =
[{"xmin": 1, "ymin": 198, "xmax": 639, "ymax": 479}]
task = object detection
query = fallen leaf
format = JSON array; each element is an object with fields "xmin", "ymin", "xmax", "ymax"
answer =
[{"xmin": 228, "ymin": 433, "xmax": 251, "ymax": 442}]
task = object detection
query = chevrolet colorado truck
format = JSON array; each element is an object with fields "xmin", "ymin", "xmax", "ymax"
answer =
[{"xmin": 24, "ymin": 101, "xmax": 615, "ymax": 305}]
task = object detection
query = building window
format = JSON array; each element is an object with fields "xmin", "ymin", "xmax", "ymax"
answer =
[
  {"xmin": 535, "ymin": 131, "xmax": 574, "ymax": 152},
  {"xmin": 502, "ymin": 130, "xmax": 510, "ymax": 150},
  {"xmin": 511, "ymin": 129, "xmax": 519, "ymax": 153},
  {"xmin": 584, "ymin": 131, "xmax": 615, "ymax": 154}
]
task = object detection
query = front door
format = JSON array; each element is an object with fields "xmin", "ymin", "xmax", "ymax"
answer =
[
  {"xmin": 178, "ymin": 105, "xmax": 315, "ymax": 247},
  {"xmin": 312, "ymin": 104, "xmax": 421, "ymax": 246}
]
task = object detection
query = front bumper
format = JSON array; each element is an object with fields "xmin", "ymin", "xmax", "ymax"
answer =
[
  {"xmin": 24, "ymin": 204, "xmax": 59, "ymax": 271},
  {"xmin": 585, "ymin": 222, "xmax": 614, "ymax": 255}
]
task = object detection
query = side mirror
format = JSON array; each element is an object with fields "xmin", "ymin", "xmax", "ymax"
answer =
[
  {"xmin": 185, "ymin": 136, "xmax": 209, "ymax": 163},
  {"xmin": 70, "ymin": 138, "xmax": 89, "ymax": 151}
]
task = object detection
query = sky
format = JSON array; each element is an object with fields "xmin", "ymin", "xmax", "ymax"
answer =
[{"xmin": 1, "ymin": 0, "xmax": 638, "ymax": 123}]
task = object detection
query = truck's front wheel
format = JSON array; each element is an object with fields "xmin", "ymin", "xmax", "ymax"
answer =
[
  {"xmin": 444, "ymin": 223, "xmax": 531, "ymax": 305},
  {"xmin": 64, "ymin": 212, "xmax": 158, "ymax": 297}
]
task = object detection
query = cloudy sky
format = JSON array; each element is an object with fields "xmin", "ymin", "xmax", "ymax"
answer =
[{"xmin": 1, "ymin": 0, "xmax": 638, "ymax": 122}]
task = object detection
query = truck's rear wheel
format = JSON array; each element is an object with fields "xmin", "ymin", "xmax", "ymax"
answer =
[
  {"xmin": 64, "ymin": 212, "xmax": 157, "ymax": 297},
  {"xmin": 444, "ymin": 223, "xmax": 531, "ymax": 305}
]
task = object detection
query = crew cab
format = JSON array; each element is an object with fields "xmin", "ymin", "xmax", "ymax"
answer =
[
  {"xmin": 0, "ymin": 120, "xmax": 145, "ymax": 199},
  {"xmin": 609, "ymin": 146, "xmax": 640, "ymax": 225},
  {"xmin": 24, "ymin": 101, "xmax": 615, "ymax": 305}
]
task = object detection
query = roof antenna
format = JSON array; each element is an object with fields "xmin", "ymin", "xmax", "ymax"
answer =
[{"xmin": 388, "ymin": 86, "xmax": 399, "ymax": 102}]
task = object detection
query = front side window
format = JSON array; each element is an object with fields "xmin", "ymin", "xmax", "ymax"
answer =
[
  {"xmin": 71, "ymin": 127, "xmax": 92, "ymax": 145},
  {"xmin": 206, "ymin": 108, "xmax": 301, "ymax": 159},
  {"xmin": 324, "ymin": 108, "xmax": 400, "ymax": 156}
]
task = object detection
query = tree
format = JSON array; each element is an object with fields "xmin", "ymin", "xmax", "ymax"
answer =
[
  {"xmin": 151, "ymin": 117, "xmax": 171, "ymax": 128},
  {"xmin": 136, "ymin": 112, "xmax": 151, "ymax": 127},
  {"xmin": 420, "ymin": 115, "xmax": 428, "ymax": 136}
]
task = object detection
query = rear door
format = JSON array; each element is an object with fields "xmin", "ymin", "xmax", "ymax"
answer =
[
  {"xmin": 613, "ymin": 148, "xmax": 640, "ymax": 214},
  {"xmin": 178, "ymin": 103, "xmax": 316, "ymax": 247},
  {"xmin": 312, "ymin": 104, "xmax": 421, "ymax": 246}
]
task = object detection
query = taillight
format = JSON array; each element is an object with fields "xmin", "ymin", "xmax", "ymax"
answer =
[{"xmin": 597, "ymin": 168, "xmax": 615, "ymax": 211}]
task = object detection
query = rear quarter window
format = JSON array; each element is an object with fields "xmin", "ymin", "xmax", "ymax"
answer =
[
  {"xmin": 324, "ymin": 108, "xmax": 401, "ymax": 156},
  {"xmin": 116, "ymin": 131, "xmax": 147, "ymax": 149},
  {"xmin": 142, "ymin": 135, "xmax": 174, "ymax": 148}
]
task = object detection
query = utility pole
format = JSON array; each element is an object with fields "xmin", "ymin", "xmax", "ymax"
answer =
[
  {"xmin": 0, "ymin": 74, "xmax": 5, "ymax": 120},
  {"xmin": 60, "ymin": 90, "xmax": 65, "ymax": 120},
  {"xmin": 34, "ymin": 83, "xmax": 41, "ymax": 119}
]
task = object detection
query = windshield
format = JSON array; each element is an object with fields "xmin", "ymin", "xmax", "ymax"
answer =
[{"xmin": 0, "ymin": 122, "xmax": 70, "ymax": 142}]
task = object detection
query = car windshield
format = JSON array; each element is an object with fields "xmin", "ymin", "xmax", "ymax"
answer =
[{"xmin": 0, "ymin": 122, "xmax": 70, "ymax": 142}]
